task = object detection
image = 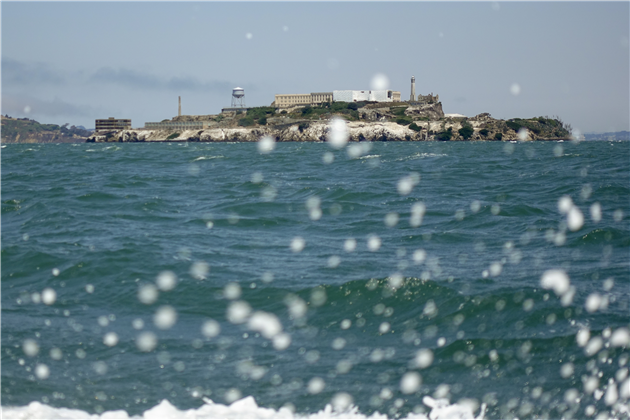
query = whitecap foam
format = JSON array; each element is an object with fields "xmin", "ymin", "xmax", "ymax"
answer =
[{"xmin": 1, "ymin": 395, "xmax": 492, "ymax": 419}]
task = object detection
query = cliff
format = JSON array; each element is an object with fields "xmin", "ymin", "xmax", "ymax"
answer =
[
  {"xmin": 1, "ymin": 116, "xmax": 90, "ymax": 143},
  {"xmin": 88, "ymin": 103, "xmax": 572, "ymax": 144}
]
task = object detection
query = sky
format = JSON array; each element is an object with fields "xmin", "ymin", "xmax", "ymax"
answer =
[{"xmin": 2, "ymin": 1, "xmax": 629, "ymax": 134}]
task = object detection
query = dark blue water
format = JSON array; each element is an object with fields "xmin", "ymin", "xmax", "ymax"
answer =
[{"xmin": 2, "ymin": 141, "xmax": 629, "ymax": 419}]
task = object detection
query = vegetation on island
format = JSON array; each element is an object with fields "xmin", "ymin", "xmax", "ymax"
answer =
[{"xmin": 1, "ymin": 115, "xmax": 91, "ymax": 143}]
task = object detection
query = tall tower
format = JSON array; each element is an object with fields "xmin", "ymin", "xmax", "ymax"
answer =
[
  {"xmin": 410, "ymin": 76, "xmax": 416, "ymax": 102},
  {"xmin": 178, "ymin": 96, "xmax": 181, "ymax": 116},
  {"xmin": 231, "ymin": 87, "xmax": 246, "ymax": 108}
]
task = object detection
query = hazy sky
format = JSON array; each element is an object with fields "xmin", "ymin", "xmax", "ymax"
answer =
[{"xmin": 2, "ymin": 1, "xmax": 628, "ymax": 133}]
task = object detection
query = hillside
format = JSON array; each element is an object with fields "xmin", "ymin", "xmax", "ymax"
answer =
[
  {"xmin": 1, "ymin": 115, "xmax": 91, "ymax": 143},
  {"xmin": 89, "ymin": 101, "xmax": 573, "ymax": 143}
]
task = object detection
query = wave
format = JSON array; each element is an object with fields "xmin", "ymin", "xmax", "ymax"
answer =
[{"xmin": 1, "ymin": 395, "xmax": 490, "ymax": 419}]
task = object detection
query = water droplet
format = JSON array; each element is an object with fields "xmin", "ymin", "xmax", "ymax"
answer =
[
  {"xmin": 370, "ymin": 73, "xmax": 389, "ymax": 90},
  {"xmin": 154, "ymin": 305, "xmax": 177, "ymax": 329},
  {"xmin": 400, "ymin": 372, "xmax": 422, "ymax": 394},
  {"xmin": 156, "ymin": 271, "xmax": 178, "ymax": 290},
  {"xmin": 41, "ymin": 288, "xmax": 56, "ymax": 305},
  {"xmin": 327, "ymin": 118, "xmax": 348, "ymax": 149},
  {"xmin": 257, "ymin": 136, "xmax": 275, "ymax": 154},
  {"xmin": 35, "ymin": 364, "xmax": 49, "ymax": 380},
  {"xmin": 136, "ymin": 332, "xmax": 157, "ymax": 352}
]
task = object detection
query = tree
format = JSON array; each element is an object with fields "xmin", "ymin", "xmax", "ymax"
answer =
[{"xmin": 458, "ymin": 123, "xmax": 474, "ymax": 139}]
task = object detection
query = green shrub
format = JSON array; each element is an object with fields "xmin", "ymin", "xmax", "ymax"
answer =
[
  {"xmin": 258, "ymin": 117, "xmax": 267, "ymax": 125},
  {"xmin": 479, "ymin": 128, "xmax": 489, "ymax": 136},
  {"xmin": 435, "ymin": 128, "xmax": 453, "ymax": 141},
  {"xmin": 166, "ymin": 132, "xmax": 180, "ymax": 140},
  {"xmin": 298, "ymin": 122, "xmax": 309, "ymax": 132},
  {"xmin": 494, "ymin": 132, "xmax": 503, "ymax": 140},
  {"xmin": 238, "ymin": 116, "xmax": 255, "ymax": 127},
  {"xmin": 347, "ymin": 102, "xmax": 358, "ymax": 111},
  {"xmin": 396, "ymin": 116, "xmax": 413, "ymax": 126},
  {"xmin": 409, "ymin": 123, "xmax": 422, "ymax": 132},
  {"xmin": 331, "ymin": 102, "xmax": 349, "ymax": 112},
  {"xmin": 392, "ymin": 107, "xmax": 408, "ymax": 116},
  {"xmin": 301, "ymin": 106, "xmax": 313, "ymax": 116},
  {"xmin": 247, "ymin": 106, "xmax": 275, "ymax": 120},
  {"xmin": 280, "ymin": 110, "xmax": 287, "ymax": 114},
  {"xmin": 458, "ymin": 124, "xmax": 474, "ymax": 139},
  {"xmin": 506, "ymin": 120, "xmax": 522, "ymax": 131}
]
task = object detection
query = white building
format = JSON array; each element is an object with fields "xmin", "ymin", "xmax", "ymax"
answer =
[{"xmin": 333, "ymin": 90, "xmax": 401, "ymax": 103}]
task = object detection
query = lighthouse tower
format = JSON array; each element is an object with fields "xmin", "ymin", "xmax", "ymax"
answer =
[{"xmin": 410, "ymin": 76, "xmax": 416, "ymax": 102}]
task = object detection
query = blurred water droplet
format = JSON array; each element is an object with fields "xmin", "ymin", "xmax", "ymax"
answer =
[
  {"xmin": 136, "ymin": 332, "xmax": 157, "ymax": 352},
  {"xmin": 103, "ymin": 332, "xmax": 118, "ymax": 347},
  {"xmin": 400, "ymin": 372, "xmax": 422, "ymax": 394},
  {"xmin": 344, "ymin": 238, "xmax": 357, "ymax": 252},
  {"xmin": 385, "ymin": 212, "xmax": 399, "ymax": 227},
  {"xmin": 257, "ymin": 136, "xmax": 275, "ymax": 154},
  {"xmin": 85, "ymin": 284, "xmax": 94, "ymax": 293},
  {"xmin": 248, "ymin": 311, "xmax": 282, "ymax": 339},
  {"xmin": 590, "ymin": 203, "xmax": 602, "ymax": 223},
  {"xmin": 156, "ymin": 271, "xmax": 178, "ymax": 290},
  {"xmin": 227, "ymin": 300, "xmax": 251, "ymax": 324},
  {"xmin": 367, "ymin": 235, "xmax": 381, "ymax": 252},
  {"xmin": 35, "ymin": 364, "xmax": 49, "ymax": 380},
  {"xmin": 308, "ymin": 377, "xmax": 325, "ymax": 394},
  {"xmin": 327, "ymin": 118, "xmax": 348, "ymax": 149},
  {"xmin": 290, "ymin": 237, "xmax": 305, "ymax": 253},
  {"xmin": 201, "ymin": 319, "xmax": 221, "ymax": 338},
  {"xmin": 370, "ymin": 73, "xmax": 389, "ymax": 90},
  {"xmin": 327, "ymin": 255, "xmax": 341, "ymax": 268},
  {"xmin": 138, "ymin": 284, "xmax": 158, "ymax": 305},
  {"xmin": 41, "ymin": 288, "xmax": 56, "ymax": 305},
  {"xmin": 272, "ymin": 333, "xmax": 291, "ymax": 350},
  {"xmin": 540, "ymin": 269, "xmax": 570, "ymax": 296},
  {"xmin": 518, "ymin": 128, "xmax": 529, "ymax": 141},
  {"xmin": 397, "ymin": 173, "xmax": 420, "ymax": 195},
  {"xmin": 49, "ymin": 348, "xmax": 62, "ymax": 360},
  {"xmin": 413, "ymin": 349, "xmax": 434, "ymax": 369},
  {"xmin": 225, "ymin": 388, "xmax": 242, "ymax": 403},
  {"xmin": 190, "ymin": 262, "xmax": 209, "ymax": 280},
  {"xmin": 132, "ymin": 318, "xmax": 144, "ymax": 330},
  {"xmin": 510, "ymin": 83, "xmax": 521, "ymax": 96},
  {"xmin": 223, "ymin": 283, "xmax": 241, "ymax": 300},
  {"xmin": 154, "ymin": 305, "xmax": 177, "ymax": 330},
  {"xmin": 610, "ymin": 328, "xmax": 630, "ymax": 347},
  {"xmin": 560, "ymin": 362, "xmax": 574, "ymax": 378},
  {"xmin": 331, "ymin": 392, "xmax": 354, "ymax": 412},
  {"xmin": 245, "ymin": 33, "xmax": 253, "ymax": 40},
  {"xmin": 322, "ymin": 151, "xmax": 334, "ymax": 164},
  {"xmin": 52, "ymin": 268, "xmax": 60, "ymax": 276},
  {"xmin": 23, "ymin": 339, "xmax": 39, "ymax": 357}
]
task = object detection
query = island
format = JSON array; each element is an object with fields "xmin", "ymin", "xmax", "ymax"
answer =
[{"xmin": 87, "ymin": 101, "xmax": 573, "ymax": 143}]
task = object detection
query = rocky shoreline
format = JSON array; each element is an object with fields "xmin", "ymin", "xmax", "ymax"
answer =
[{"xmin": 87, "ymin": 102, "xmax": 573, "ymax": 143}]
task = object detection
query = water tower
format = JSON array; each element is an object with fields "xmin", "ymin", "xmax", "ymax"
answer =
[{"xmin": 231, "ymin": 87, "xmax": 246, "ymax": 108}]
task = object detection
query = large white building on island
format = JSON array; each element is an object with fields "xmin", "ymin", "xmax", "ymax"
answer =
[{"xmin": 272, "ymin": 89, "xmax": 401, "ymax": 109}]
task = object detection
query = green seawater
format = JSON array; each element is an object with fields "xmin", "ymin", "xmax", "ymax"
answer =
[{"xmin": 2, "ymin": 141, "xmax": 629, "ymax": 419}]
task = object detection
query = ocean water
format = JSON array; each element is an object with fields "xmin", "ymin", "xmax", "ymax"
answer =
[{"xmin": 1, "ymin": 140, "xmax": 629, "ymax": 419}]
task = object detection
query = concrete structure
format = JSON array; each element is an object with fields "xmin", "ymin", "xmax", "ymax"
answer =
[
  {"xmin": 231, "ymin": 87, "xmax": 246, "ymax": 108},
  {"xmin": 272, "ymin": 92, "xmax": 333, "ymax": 109},
  {"xmin": 410, "ymin": 76, "xmax": 416, "ymax": 102},
  {"xmin": 412, "ymin": 93, "xmax": 439, "ymax": 104},
  {"xmin": 333, "ymin": 90, "xmax": 400, "ymax": 103},
  {"xmin": 145, "ymin": 121, "xmax": 211, "ymax": 130},
  {"xmin": 272, "ymin": 90, "xmax": 400, "ymax": 109},
  {"xmin": 95, "ymin": 117, "xmax": 131, "ymax": 131}
]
